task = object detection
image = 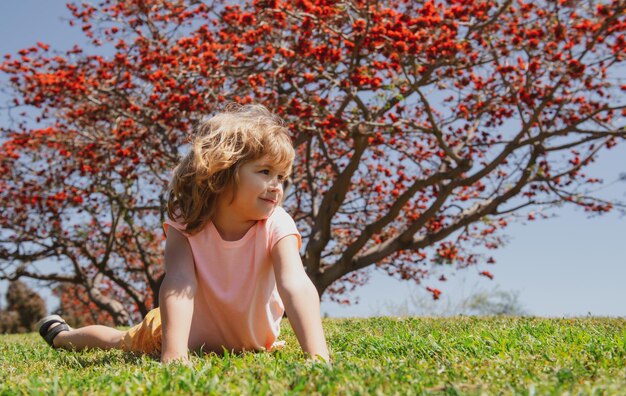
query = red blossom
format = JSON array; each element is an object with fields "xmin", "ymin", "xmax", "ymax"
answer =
[
  {"xmin": 426, "ymin": 286, "xmax": 442, "ymax": 300},
  {"xmin": 479, "ymin": 271, "xmax": 494, "ymax": 280}
]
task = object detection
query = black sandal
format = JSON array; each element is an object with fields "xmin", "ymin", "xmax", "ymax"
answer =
[{"xmin": 37, "ymin": 315, "xmax": 70, "ymax": 348}]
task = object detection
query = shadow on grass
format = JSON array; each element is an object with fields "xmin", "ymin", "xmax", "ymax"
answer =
[{"xmin": 55, "ymin": 349, "xmax": 154, "ymax": 368}]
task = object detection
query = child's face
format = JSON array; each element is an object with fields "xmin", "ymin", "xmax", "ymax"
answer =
[{"xmin": 225, "ymin": 156, "xmax": 289, "ymax": 221}]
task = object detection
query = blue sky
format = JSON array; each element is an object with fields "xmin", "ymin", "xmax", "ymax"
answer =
[{"xmin": 1, "ymin": 2, "xmax": 625, "ymax": 318}]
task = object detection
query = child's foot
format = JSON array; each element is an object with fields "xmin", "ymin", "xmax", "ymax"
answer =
[{"xmin": 37, "ymin": 315, "xmax": 71, "ymax": 348}]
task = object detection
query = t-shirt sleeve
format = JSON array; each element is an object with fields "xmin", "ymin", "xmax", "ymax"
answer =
[
  {"xmin": 163, "ymin": 218, "xmax": 191, "ymax": 238},
  {"xmin": 269, "ymin": 206, "xmax": 302, "ymax": 251}
]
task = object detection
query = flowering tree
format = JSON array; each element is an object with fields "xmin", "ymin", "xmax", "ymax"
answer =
[{"xmin": 1, "ymin": 0, "xmax": 624, "ymax": 324}]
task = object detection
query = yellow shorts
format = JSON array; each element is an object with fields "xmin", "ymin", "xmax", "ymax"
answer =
[{"xmin": 120, "ymin": 308, "xmax": 162, "ymax": 355}]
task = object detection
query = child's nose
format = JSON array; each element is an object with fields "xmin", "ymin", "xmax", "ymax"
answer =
[{"xmin": 268, "ymin": 177, "xmax": 283, "ymax": 191}]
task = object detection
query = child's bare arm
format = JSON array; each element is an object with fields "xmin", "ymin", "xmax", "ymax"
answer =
[
  {"xmin": 159, "ymin": 227, "xmax": 197, "ymax": 363},
  {"xmin": 272, "ymin": 235, "xmax": 330, "ymax": 362}
]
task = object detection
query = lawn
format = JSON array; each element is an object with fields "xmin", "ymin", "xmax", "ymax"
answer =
[{"xmin": 2, "ymin": 317, "xmax": 625, "ymax": 394}]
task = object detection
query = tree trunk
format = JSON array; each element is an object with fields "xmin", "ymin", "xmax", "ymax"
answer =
[{"xmin": 87, "ymin": 285, "xmax": 131, "ymax": 326}]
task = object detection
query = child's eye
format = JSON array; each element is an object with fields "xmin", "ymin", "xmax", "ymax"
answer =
[
  {"xmin": 260, "ymin": 169, "xmax": 270, "ymax": 175},
  {"xmin": 277, "ymin": 175, "xmax": 286, "ymax": 181}
]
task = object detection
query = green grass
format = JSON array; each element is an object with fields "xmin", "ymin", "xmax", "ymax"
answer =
[{"xmin": 2, "ymin": 317, "xmax": 625, "ymax": 395}]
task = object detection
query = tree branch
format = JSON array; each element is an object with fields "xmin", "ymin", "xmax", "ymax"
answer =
[{"xmin": 332, "ymin": 162, "xmax": 470, "ymax": 278}]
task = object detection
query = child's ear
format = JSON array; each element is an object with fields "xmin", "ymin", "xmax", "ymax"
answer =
[
  {"xmin": 224, "ymin": 167, "xmax": 241, "ymax": 203},
  {"xmin": 221, "ymin": 178, "xmax": 237, "ymax": 205}
]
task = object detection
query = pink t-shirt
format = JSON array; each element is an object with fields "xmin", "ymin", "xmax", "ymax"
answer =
[{"xmin": 163, "ymin": 205, "xmax": 301, "ymax": 353}]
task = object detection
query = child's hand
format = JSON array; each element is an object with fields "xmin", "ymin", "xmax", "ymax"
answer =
[
  {"xmin": 161, "ymin": 352, "xmax": 191, "ymax": 366},
  {"xmin": 306, "ymin": 354, "xmax": 332, "ymax": 368}
]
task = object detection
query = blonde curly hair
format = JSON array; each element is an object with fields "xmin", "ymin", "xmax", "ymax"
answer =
[{"xmin": 166, "ymin": 103, "xmax": 295, "ymax": 235}]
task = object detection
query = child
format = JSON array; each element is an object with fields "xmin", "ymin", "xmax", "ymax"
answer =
[{"xmin": 37, "ymin": 104, "xmax": 330, "ymax": 364}]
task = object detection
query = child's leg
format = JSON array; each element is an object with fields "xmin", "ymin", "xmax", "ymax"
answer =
[
  {"xmin": 40, "ymin": 308, "xmax": 161, "ymax": 355},
  {"xmin": 52, "ymin": 324, "xmax": 126, "ymax": 351}
]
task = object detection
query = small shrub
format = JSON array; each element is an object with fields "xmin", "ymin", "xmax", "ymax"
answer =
[
  {"xmin": 0, "ymin": 309, "xmax": 22, "ymax": 333},
  {"xmin": 0, "ymin": 280, "xmax": 47, "ymax": 333}
]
